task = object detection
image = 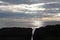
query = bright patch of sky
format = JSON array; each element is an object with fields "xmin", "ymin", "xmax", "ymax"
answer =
[{"xmin": 0, "ymin": 0, "xmax": 60, "ymax": 28}]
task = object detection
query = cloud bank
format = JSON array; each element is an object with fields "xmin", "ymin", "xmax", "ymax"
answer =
[{"xmin": 0, "ymin": 0, "xmax": 60, "ymax": 28}]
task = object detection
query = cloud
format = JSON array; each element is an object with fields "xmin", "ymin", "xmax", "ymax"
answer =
[
  {"xmin": 0, "ymin": 1, "xmax": 10, "ymax": 5},
  {"xmin": 0, "ymin": 2, "xmax": 59, "ymax": 14},
  {"xmin": 0, "ymin": 17, "xmax": 60, "ymax": 28},
  {"xmin": 43, "ymin": 21, "xmax": 60, "ymax": 26},
  {"xmin": 0, "ymin": 0, "xmax": 60, "ymax": 4},
  {"xmin": 0, "ymin": 1, "xmax": 6, "ymax": 4},
  {"xmin": 0, "ymin": 18, "xmax": 34, "ymax": 28},
  {"xmin": 0, "ymin": 13, "xmax": 40, "ymax": 18},
  {"xmin": 0, "ymin": 0, "xmax": 30, "ymax": 4},
  {"xmin": 0, "ymin": 3, "xmax": 46, "ymax": 14},
  {"xmin": 0, "ymin": 1, "xmax": 59, "ymax": 18},
  {"xmin": 43, "ymin": 2, "xmax": 60, "ymax": 8},
  {"xmin": 0, "ymin": 1, "xmax": 60, "ymax": 19},
  {"xmin": 0, "ymin": 0, "xmax": 60, "ymax": 28},
  {"xmin": 54, "ymin": 13, "xmax": 60, "ymax": 17}
]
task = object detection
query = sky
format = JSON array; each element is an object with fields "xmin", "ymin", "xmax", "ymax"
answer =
[{"xmin": 0, "ymin": 0, "xmax": 60, "ymax": 28}]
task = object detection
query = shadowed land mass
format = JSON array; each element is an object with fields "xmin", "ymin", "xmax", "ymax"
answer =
[{"xmin": 0, "ymin": 24, "xmax": 60, "ymax": 40}]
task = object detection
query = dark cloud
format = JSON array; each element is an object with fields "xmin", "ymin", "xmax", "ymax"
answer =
[
  {"xmin": 0, "ymin": 13, "xmax": 37, "ymax": 18},
  {"xmin": 43, "ymin": 21, "xmax": 60, "ymax": 26},
  {"xmin": 43, "ymin": 10, "xmax": 60, "ymax": 13},
  {"xmin": 0, "ymin": 12, "xmax": 55, "ymax": 19},
  {"xmin": 43, "ymin": 3, "xmax": 60, "ymax": 8},
  {"xmin": 0, "ymin": 0, "xmax": 60, "ymax": 4},
  {"xmin": 40, "ymin": 3, "xmax": 60, "ymax": 14},
  {"xmin": 0, "ymin": 0, "xmax": 30, "ymax": 4}
]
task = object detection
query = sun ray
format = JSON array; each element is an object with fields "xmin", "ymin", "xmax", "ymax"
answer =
[{"xmin": 32, "ymin": 20, "xmax": 43, "ymax": 28}]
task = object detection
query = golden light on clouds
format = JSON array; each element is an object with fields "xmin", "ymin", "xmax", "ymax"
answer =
[{"xmin": 32, "ymin": 17, "xmax": 60, "ymax": 21}]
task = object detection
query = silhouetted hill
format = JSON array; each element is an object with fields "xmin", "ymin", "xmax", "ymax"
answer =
[
  {"xmin": 33, "ymin": 24, "xmax": 60, "ymax": 40},
  {"xmin": 0, "ymin": 27, "xmax": 32, "ymax": 40},
  {"xmin": 0, "ymin": 24, "xmax": 60, "ymax": 40}
]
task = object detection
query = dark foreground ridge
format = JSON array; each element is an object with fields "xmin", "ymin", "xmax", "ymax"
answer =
[
  {"xmin": 0, "ymin": 27, "xmax": 32, "ymax": 40},
  {"xmin": 0, "ymin": 24, "xmax": 60, "ymax": 40},
  {"xmin": 33, "ymin": 24, "xmax": 60, "ymax": 40}
]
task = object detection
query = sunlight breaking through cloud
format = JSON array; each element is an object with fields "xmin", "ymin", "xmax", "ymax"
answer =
[
  {"xmin": 0, "ymin": 3, "xmax": 46, "ymax": 14},
  {"xmin": 0, "ymin": 1, "xmax": 59, "ymax": 14},
  {"xmin": 0, "ymin": 0, "xmax": 60, "ymax": 28}
]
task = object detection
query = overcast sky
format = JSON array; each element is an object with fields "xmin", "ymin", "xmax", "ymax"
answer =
[{"xmin": 0, "ymin": 0, "xmax": 60, "ymax": 28}]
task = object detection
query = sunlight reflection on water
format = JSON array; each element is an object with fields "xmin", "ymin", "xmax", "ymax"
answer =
[
  {"xmin": 32, "ymin": 20, "xmax": 43, "ymax": 28},
  {"xmin": 31, "ymin": 20, "xmax": 44, "ymax": 40}
]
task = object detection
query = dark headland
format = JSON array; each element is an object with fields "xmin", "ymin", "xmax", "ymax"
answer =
[{"xmin": 0, "ymin": 24, "xmax": 60, "ymax": 40}]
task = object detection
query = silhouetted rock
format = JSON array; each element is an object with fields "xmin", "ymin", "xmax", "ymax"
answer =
[
  {"xmin": 33, "ymin": 24, "xmax": 60, "ymax": 40},
  {"xmin": 0, "ymin": 27, "xmax": 32, "ymax": 40}
]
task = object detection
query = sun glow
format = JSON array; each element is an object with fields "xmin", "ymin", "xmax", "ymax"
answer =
[{"xmin": 32, "ymin": 21, "xmax": 43, "ymax": 28}]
